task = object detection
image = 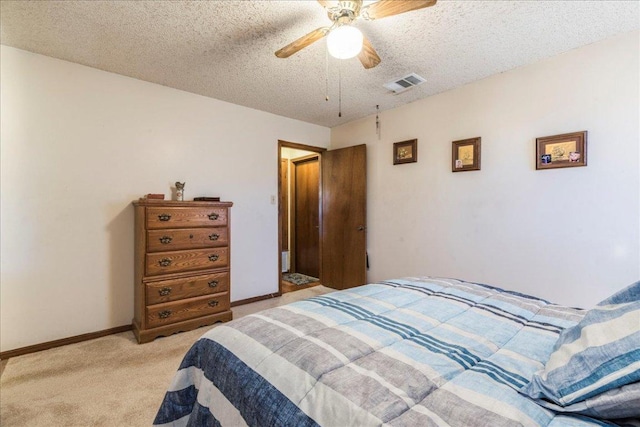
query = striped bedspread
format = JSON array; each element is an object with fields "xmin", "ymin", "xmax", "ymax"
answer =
[{"xmin": 154, "ymin": 277, "xmax": 626, "ymax": 426}]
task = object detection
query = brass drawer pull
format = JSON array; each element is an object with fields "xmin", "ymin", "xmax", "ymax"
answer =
[
  {"xmin": 208, "ymin": 254, "xmax": 219, "ymax": 262},
  {"xmin": 159, "ymin": 258, "xmax": 172, "ymax": 267},
  {"xmin": 158, "ymin": 310, "xmax": 172, "ymax": 319},
  {"xmin": 208, "ymin": 280, "xmax": 218, "ymax": 288},
  {"xmin": 208, "ymin": 300, "xmax": 219, "ymax": 307},
  {"xmin": 159, "ymin": 287, "xmax": 172, "ymax": 296},
  {"xmin": 159, "ymin": 236, "xmax": 172, "ymax": 244},
  {"xmin": 208, "ymin": 213, "xmax": 219, "ymax": 220},
  {"xmin": 158, "ymin": 213, "xmax": 171, "ymax": 221},
  {"xmin": 209, "ymin": 233, "xmax": 220, "ymax": 241}
]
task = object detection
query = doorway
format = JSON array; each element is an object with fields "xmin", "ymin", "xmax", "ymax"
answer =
[
  {"xmin": 279, "ymin": 142, "xmax": 324, "ymax": 293},
  {"xmin": 278, "ymin": 140, "xmax": 367, "ymax": 295}
]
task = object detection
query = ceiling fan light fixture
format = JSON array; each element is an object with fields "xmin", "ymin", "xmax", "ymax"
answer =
[{"xmin": 327, "ymin": 25, "xmax": 363, "ymax": 59}]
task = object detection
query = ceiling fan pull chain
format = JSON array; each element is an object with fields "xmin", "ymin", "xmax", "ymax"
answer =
[
  {"xmin": 376, "ymin": 104, "xmax": 380, "ymax": 140},
  {"xmin": 325, "ymin": 42, "xmax": 329, "ymax": 102},
  {"xmin": 338, "ymin": 61, "xmax": 342, "ymax": 118}
]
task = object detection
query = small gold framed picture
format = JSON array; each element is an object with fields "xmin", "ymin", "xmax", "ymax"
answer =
[
  {"xmin": 393, "ymin": 139, "xmax": 418, "ymax": 165},
  {"xmin": 536, "ymin": 131, "xmax": 587, "ymax": 170},
  {"xmin": 452, "ymin": 137, "xmax": 481, "ymax": 172}
]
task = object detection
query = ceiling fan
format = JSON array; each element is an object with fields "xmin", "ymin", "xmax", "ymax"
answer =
[{"xmin": 275, "ymin": 0, "xmax": 437, "ymax": 69}]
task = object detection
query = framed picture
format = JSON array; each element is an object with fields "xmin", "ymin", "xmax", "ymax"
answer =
[
  {"xmin": 452, "ymin": 137, "xmax": 481, "ymax": 172},
  {"xmin": 393, "ymin": 139, "xmax": 418, "ymax": 165},
  {"xmin": 536, "ymin": 131, "xmax": 587, "ymax": 170}
]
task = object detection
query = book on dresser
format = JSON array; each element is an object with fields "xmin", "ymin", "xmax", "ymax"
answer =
[{"xmin": 132, "ymin": 199, "xmax": 233, "ymax": 343}]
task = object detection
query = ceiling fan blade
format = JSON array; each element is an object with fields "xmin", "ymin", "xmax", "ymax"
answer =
[
  {"xmin": 362, "ymin": 0, "xmax": 437, "ymax": 20},
  {"xmin": 358, "ymin": 37, "xmax": 381, "ymax": 69},
  {"xmin": 275, "ymin": 27, "xmax": 330, "ymax": 58}
]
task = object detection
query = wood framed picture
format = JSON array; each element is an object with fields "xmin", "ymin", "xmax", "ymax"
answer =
[
  {"xmin": 393, "ymin": 139, "xmax": 418, "ymax": 165},
  {"xmin": 536, "ymin": 131, "xmax": 587, "ymax": 170},
  {"xmin": 452, "ymin": 137, "xmax": 481, "ymax": 172}
]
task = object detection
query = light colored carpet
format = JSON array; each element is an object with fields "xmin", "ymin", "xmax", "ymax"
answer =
[{"xmin": 0, "ymin": 286, "xmax": 333, "ymax": 426}]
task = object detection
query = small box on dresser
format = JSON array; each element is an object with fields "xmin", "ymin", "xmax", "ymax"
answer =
[{"xmin": 132, "ymin": 199, "xmax": 233, "ymax": 343}]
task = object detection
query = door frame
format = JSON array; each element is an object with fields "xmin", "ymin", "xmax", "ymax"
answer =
[{"xmin": 278, "ymin": 140, "xmax": 326, "ymax": 295}]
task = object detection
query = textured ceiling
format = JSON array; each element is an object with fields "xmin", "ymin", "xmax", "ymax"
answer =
[{"xmin": 1, "ymin": 1, "xmax": 638, "ymax": 128}]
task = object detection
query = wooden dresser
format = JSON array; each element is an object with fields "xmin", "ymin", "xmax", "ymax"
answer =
[{"xmin": 132, "ymin": 199, "xmax": 233, "ymax": 343}]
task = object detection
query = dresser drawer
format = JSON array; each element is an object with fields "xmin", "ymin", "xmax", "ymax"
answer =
[
  {"xmin": 146, "ymin": 207, "xmax": 228, "ymax": 229},
  {"xmin": 146, "ymin": 272, "xmax": 229, "ymax": 305},
  {"xmin": 146, "ymin": 292, "xmax": 230, "ymax": 328},
  {"xmin": 146, "ymin": 247, "xmax": 229, "ymax": 276},
  {"xmin": 147, "ymin": 227, "xmax": 228, "ymax": 252}
]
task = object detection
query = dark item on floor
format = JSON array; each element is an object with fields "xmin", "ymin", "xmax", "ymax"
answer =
[{"xmin": 282, "ymin": 273, "xmax": 319, "ymax": 286}]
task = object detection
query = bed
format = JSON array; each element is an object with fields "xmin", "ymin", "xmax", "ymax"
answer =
[{"xmin": 154, "ymin": 277, "xmax": 640, "ymax": 426}]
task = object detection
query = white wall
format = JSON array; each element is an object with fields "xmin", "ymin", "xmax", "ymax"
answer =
[
  {"xmin": 331, "ymin": 31, "xmax": 640, "ymax": 308},
  {"xmin": 0, "ymin": 46, "xmax": 329, "ymax": 352}
]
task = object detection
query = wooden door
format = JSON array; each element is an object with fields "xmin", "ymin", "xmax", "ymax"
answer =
[
  {"xmin": 292, "ymin": 155, "xmax": 320, "ymax": 278},
  {"xmin": 321, "ymin": 144, "xmax": 366, "ymax": 290}
]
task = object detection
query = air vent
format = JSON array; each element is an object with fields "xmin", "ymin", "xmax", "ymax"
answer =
[{"xmin": 383, "ymin": 73, "xmax": 426, "ymax": 94}]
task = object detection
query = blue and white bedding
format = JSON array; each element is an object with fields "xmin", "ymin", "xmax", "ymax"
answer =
[{"xmin": 154, "ymin": 277, "xmax": 640, "ymax": 426}]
